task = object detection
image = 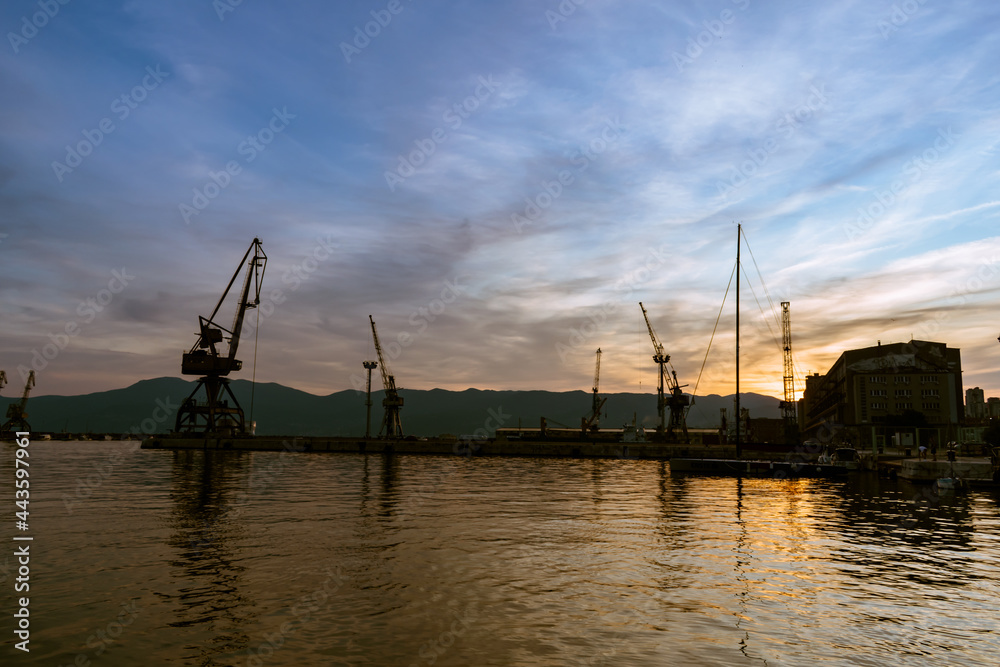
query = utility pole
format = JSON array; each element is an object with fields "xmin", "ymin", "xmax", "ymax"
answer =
[{"xmin": 363, "ymin": 360, "xmax": 377, "ymax": 438}]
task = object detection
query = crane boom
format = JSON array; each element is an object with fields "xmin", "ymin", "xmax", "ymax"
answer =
[
  {"xmin": 369, "ymin": 315, "xmax": 403, "ymax": 438},
  {"xmin": 583, "ymin": 348, "xmax": 606, "ymax": 432},
  {"xmin": 593, "ymin": 348, "xmax": 601, "ymax": 394},
  {"xmin": 175, "ymin": 238, "xmax": 267, "ymax": 436},
  {"xmin": 638, "ymin": 302, "xmax": 689, "ymax": 442},
  {"xmin": 2, "ymin": 370, "xmax": 34, "ymax": 435}
]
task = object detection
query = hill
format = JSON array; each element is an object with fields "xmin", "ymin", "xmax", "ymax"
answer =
[{"xmin": 0, "ymin": 378, "xmax": 780, "ymax": 437}]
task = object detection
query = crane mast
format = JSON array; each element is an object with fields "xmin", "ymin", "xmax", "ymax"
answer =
[
  {"xmin": 780, "ymin": 301, "xmax": 798, "ymax": 444},
  {"xmin": 0, "ymin": 370, "xmax": 6, "ymax": 394},
  {"xmin": 369, "ymin": 315, "xmax": 403, "ymax": 438},
  {"xmin": 583, "ymin": 348, "xmax": 606, "ymax": 432},
  {"xmin": 2, "ymin": 370, "xmax": 34, "ymax": 435},
  {"xmin": 175, "ymin": 238, "xmax": 267, "ymax": 436},
  {"xmin": 639, "ymin": 302, "xmax": 689, "ymax": 443}
]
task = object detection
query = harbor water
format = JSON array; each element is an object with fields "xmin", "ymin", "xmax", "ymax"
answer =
[{"xmin": 4, "ymin": 440, "xmax": 1000, "ymax": 666}]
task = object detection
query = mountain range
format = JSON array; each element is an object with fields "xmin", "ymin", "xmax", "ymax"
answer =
[{"xmin": 0, "ymin": 377, "xmax": 781, "ymax": 437}]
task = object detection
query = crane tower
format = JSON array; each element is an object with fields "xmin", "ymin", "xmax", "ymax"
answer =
[
  {"xmin": 639, "ymin": 303, "xmax": 689, "ymax": 443},
  {"xmin": 780, "ymin": 301, "xmax": 798, "ymax": 444},
  {"xmin": 2, "ymin": 370, "xmax": 34, "ymax": 436},
  {"xmin": 369, "ymin": 315, "xmax": 403, "ymax": 438},
  {"xmin": 175, "ymin": 238, "xmax": 267, "ymax": 436},
  {"xmin": 582, "ymin": 348, "xmax": 606, "ymax": 432}
]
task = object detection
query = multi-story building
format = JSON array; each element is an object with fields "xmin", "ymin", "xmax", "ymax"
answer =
[
  {"xmin": 988, "ymin": 397, "xmax": 1000, "ymax": 419},
  {"xmin": 800, "ymin": 339, "xmax": 962, "ymax": 451},
  {"xmin": 965, "ymin": 387, "xmax": 986, "ymax": 421}
]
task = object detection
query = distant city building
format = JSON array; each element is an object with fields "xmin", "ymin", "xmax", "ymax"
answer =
[
  {"xmin": 988, "ymin": 397, "xmax": 1000, "ymax": 419},
  {"xmin": 966, "ymin": 387, "xmax": 985, "ymax": 421},
  {"xmin": 800, "ymin": 339, "xmax": 962, "ymax": 450}
]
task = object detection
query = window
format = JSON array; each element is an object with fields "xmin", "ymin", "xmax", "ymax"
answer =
[
  {"xmin": 895, "ymin": 389, "xmax": 912, "ymax": 398},
  {"xmin": 895, "ymin": 376, "xmax": 910, "ymax": 385},
  {"xmin": 871, "ymin": 389, "xmax": 887, "ymax": 397},
  {"xmin": 921, "ymin": 389, "xmax": 939, "ymax": 398},
  {"xmin": 921, "ymin": 375, "xmax": 937, "ymax": 383},
  {"xmin": 871, "ymin": 402, "xmax": 887, "ymax": 410},
  {"xmin": 869, "ymin": 376, "xmax": 886, "ymax": 384},
  {"xmin": 922, "ymin": 402, "xmax": 940, "ymax": 411},
  {"xmin": 896, "ymin": 402, "xmax": 913, "ymax": 410}
]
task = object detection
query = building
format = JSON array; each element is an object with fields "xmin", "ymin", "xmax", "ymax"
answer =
[
  {"xmin": 800, "ymin": 339, "xmax": 962, "ymax": 451},
  {"xmin": 989, "ymin": 397, "xmax": 1000, "ymax": 419},
  {"xmin": 965, "ymin": 387, "xmax": 985, "ymax": 421}
]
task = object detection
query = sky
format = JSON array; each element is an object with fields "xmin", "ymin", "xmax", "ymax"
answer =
[{"xmin": 2, "ymin": 0, "xmax": 1000, "ymax": 402}]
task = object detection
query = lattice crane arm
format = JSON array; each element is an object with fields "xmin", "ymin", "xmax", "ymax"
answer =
[
  {"xmin": 639, "ymin": 302, "xmax": 665, "ymax": 359},
  {"xmin": 182, "ymin": 238, "xmax": 267, "ymax": 376},
  {"xmin": 593, "ymin": 348, "xmax": 601, "ymax": 394},
  {"xmin": 369, "ymin": 315, "xmax": 396, "ymax": 391}
]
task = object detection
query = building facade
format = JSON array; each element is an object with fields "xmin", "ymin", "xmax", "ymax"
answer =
[
  {"xmin": 965, "ymin": 387, "xmax": 985, "ymax": 421},
  {"xmin": 800, "ymin": 340, "xmax": 962, "ymax": 451}
]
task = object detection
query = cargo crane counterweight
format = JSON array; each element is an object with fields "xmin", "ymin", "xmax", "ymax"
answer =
[{"xmin": 175, "ymin": 238, "xmax": 267, "ymax": 436}]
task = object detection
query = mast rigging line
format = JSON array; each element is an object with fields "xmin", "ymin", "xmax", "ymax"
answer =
[{"xmin": 692, "ymin": 258, "xmax": 737, "ymax": 406}]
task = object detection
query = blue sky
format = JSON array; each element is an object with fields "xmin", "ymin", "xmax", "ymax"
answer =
[{"xmin": 2, "ymin": 0, "xmax": 1000, "ymax": 402}]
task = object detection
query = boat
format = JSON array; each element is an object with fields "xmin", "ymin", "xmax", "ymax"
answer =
[{"xmin": 670, "ymin": 225, "xmax": 848, "ymax": 478}]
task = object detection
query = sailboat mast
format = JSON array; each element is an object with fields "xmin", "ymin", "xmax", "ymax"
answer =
[{"xmin": 735, "ymin": 223, "xmax": 741, "ymax": 459}]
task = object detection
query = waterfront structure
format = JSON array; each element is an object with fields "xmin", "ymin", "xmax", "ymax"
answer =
[{"xmin": 800, "ymin": 340, "xmax": 962, "ymax": 451}]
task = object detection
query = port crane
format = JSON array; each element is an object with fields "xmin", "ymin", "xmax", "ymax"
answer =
[
  {"xmin": 779, "ymin": 302, "xmax": 798, "ymax": 444},
  {"xmin": 175, "ymin": 238, "xmax": 267, "ymax": 435},
  {"xmin": 2, "ymin": 370, "xmax": 34, "ymax": 435},
  {"xmin": 369, "ymin": 315, "xmax": 403, "ymax": 438},
  {"xmin": 582, "ymin": 348, "xmax": 606, "ymax": 432},
  {"xmin": 639, "ymin": 302, "xmax": 689, "ymax": 443},
  {"xmin": 0, "ymin": 370, "xmax": 6, "ymax": 394}
]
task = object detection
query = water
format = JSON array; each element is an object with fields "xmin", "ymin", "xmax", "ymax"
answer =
[{"xmin": 4, "ymin": 441, "xmax": 1000, "ymax": 666}]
